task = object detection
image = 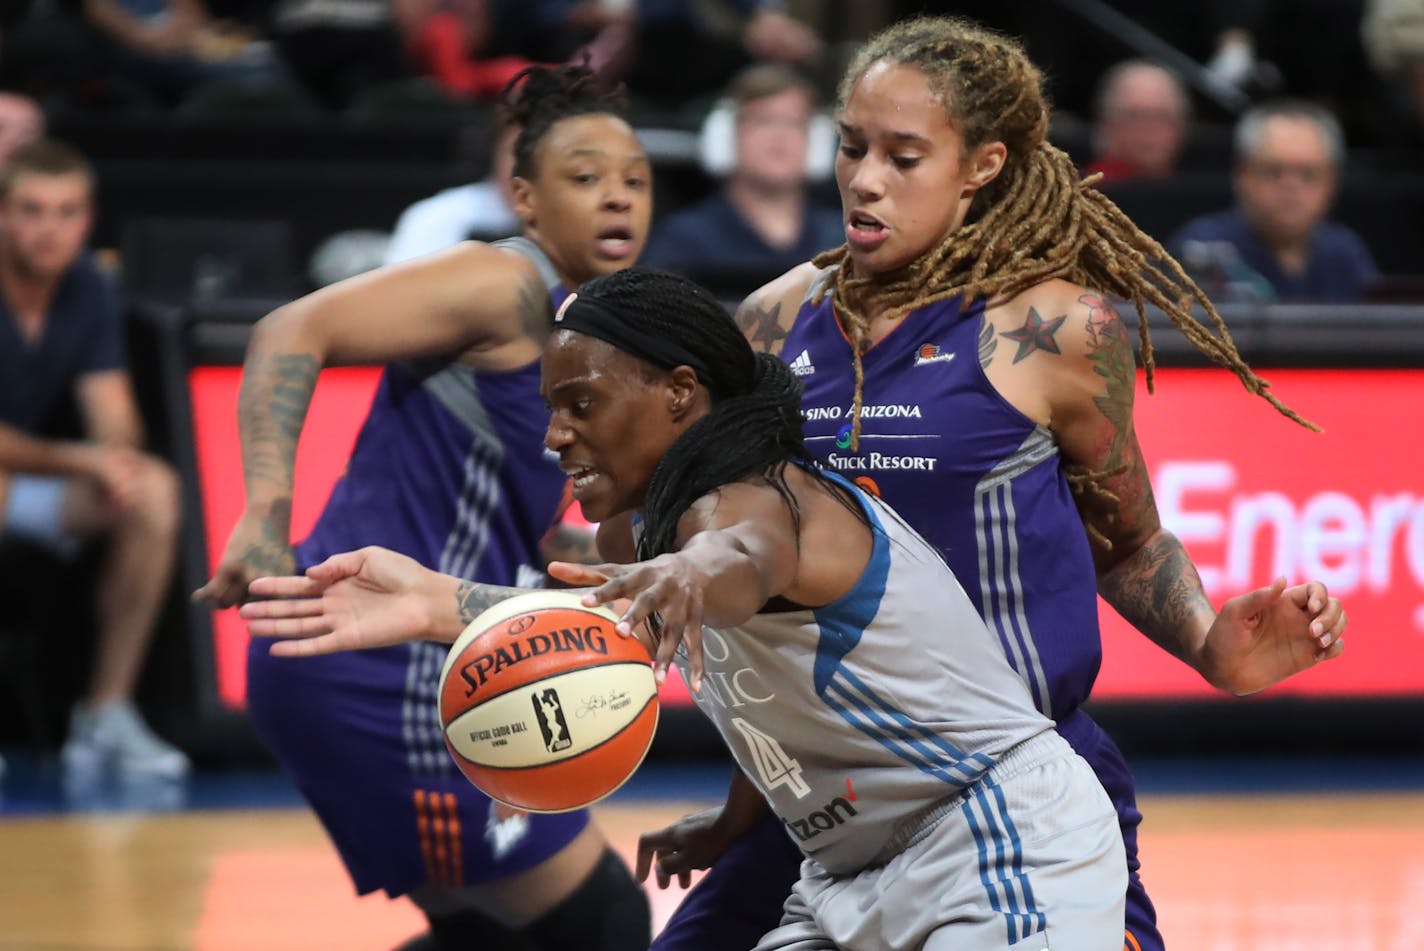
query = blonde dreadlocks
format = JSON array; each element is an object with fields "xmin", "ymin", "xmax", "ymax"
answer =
[{"xmin": 814, "ymin": 16, "xmax": 1315, "ymax": 455}]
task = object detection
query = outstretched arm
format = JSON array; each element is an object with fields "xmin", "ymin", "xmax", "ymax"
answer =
[
  {"xmin": 240, "ymin": 546, "xmax": 534, "ymax": 655},
  {"xmin": 1046, "ymin": 291, "xmax": 1345, "ymax": 694},
  {"xmin": 195, "ymin": 244, "xmax": 550, "ymax": 607}
]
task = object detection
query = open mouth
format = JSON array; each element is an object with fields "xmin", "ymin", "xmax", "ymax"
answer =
[
  {"xmin": 563, "ymin": 464, "xmax": 601, "ymax": 494},
  {"xmin": 595, "ymin": 225, "xmax": 635, "ymax": 259},
  {"xmin": 846, "ymin": 210, "xmax": 889, "ymax": 250},
  {"xmin": 848, "ymin": 211, "xmax": 885, "ymax": 232}
]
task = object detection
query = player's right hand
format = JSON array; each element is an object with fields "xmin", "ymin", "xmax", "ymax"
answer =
[
  {"xmin": 193, "ymin": 508, "xmax": 296, "ymax": 608},
  {"xmin": 547, "ymin": 556, "xmax": 708, "ymax": 693},
  {"xmin": 239, "ymin": 546, "xmax": 436, "ymax": 656},
  {"xmin": 635, "ymin": 807, "xmax": 736, "ymax": 890}
]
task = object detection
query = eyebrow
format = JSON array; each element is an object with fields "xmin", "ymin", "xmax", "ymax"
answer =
[
  {"xmin": 837, "ymin": 121, "xmax": 932, "ymax": 147},
  {"xmin": 565, "ymin": 148, "xmax": 650, "ymax": 164},
  {"xmin": 546, "ymin": 378, "xmax": 594, "ymax": 399}
]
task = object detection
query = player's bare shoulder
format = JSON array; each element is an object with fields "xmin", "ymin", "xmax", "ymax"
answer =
[
  {"xmin": 734, "ymin": 262, "xmax": 824, "ymax": 358},
  {"xmin": 981, "ymin": 279, "xmax": 1131, "ymax": 371},
  {"xmin": 438, "ymin": 241, "xmax": 552, "ymax": 367}
]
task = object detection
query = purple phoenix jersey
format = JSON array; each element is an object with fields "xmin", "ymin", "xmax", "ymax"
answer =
[
  {"xmin": 246, "ymin": 236, "xmax": 589, "ymax": 898},
  {"xmin": 784, "ymin": 274, "xmax": 1102, "ymax": 719}
]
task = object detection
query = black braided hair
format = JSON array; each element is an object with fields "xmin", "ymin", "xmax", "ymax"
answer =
[
  {"xmin": 568, "ymin": 268, "xmax": 837, "ymax": 560},
  {"xmin": 497, "ymin": 63, "xmax": 628, "ymax": 180}
]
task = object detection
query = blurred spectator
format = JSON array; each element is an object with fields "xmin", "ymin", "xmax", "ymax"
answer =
[
  {"xmin": 629, "ymin": 0, "xmax": 820, "ymax": 103},
  {"xmin": 384, "ymin": 119, "xmax": 519, "ymax": 263},
  {"xmin": 270, "ymin": 0, "xmax": 423, "ymax": 108},
  {"xmin": 488, "ymin": 0, "xmax": 822, "ymax": 105},
  {"xmin": 4, "ymin": 0, "xmax": 285, "ymax": 108},
  {"xmin": 641, "ymin": 64, "xmax": 840, "ymax": 289},
  {"xmin": 1172, "ymin": 100, "xmax": 1378, "ymax": 302},
  {"xmin": 1363, "ymin": 0, "xmax": 1424, "ymax": 136},
  {"xmin": 1084, "ymin": 60, "xmax": 1189, "ymax": 183},
  {"xmin": 0, "ymin": 93, "xmax": 45, "ymax": 164},
  {"xmin": 892, "ymin": 1, "xmax": 1271, "ymax": 118},
  {"xmin": 308, "ymin": 228, "xmax": 390, "ymax": 284},
  {"xmin": 0, "ymin": 141, "xmax": 188, "ymax": 780},
  {"xmin": 406, "ymin": 0, "xmax": 534, "ymax": 100}
]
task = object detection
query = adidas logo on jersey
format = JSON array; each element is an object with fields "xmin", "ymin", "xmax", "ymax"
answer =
[
  {"xmin": 913, "ymin": 343, "xmax": 955, "ymax": 367},
  {"xmin": 789, "ymin": 349, "xmax": 816, "ymax": 376}
]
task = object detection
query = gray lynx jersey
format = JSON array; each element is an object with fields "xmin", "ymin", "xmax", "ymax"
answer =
[{"xmin": 672, "ymin": 478, "xmax": 1055, "ymax": 875}]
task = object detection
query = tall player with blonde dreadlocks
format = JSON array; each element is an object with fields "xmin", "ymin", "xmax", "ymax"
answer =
[{"xmin": 635, "ymin": 16, "xmax": 1348, "ymax": 951}]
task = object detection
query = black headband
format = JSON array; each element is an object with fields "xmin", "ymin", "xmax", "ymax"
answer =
[{"xmin": 554, "ymin": 292, "xmax": 714, "ymax": 384}]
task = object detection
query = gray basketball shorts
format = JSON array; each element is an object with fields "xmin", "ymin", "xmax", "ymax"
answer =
[{"xmin": 755, "ymin": 731, "xmax": 1127, "ymax": 950}]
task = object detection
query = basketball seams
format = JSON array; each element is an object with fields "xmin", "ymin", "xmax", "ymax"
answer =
[{"xmin": 443, "ymin": 657, "xmax": 656, "ymax": 711}]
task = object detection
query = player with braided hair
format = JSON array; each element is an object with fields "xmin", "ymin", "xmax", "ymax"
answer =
[
  {"xmin": 241, "ymin": 266, "xmax": 1132, "ymax": 949},
  {"xmin": 638, "ymin": 16, "xmax": 1349, "ymax": 951},
  {"xmin": 559, "ymin": 269, "xmax": 831, "ymax": 566},
  {"xmin": 196, "ymin": 63, "xmax": 653, "ymax": 951}
]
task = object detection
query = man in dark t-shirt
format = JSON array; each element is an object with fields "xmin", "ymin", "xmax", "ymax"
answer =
[
  {"xmin": 1171, "ymin": 100, "xmax": 1379, "ymax": 302},
  {"xmin": 0, "ymin": 140, "xmax": 188, "ymax": 781}
]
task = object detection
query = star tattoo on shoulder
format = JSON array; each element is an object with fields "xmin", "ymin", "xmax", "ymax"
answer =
[
  {"xmin": 1000, "ymin": 306, "xmax": 1068, "ymax": 363},
  {"xmin": 736, "ymin": 299, "xmax": 788, "ymax": 354}
]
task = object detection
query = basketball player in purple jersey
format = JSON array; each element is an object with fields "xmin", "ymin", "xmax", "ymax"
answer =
[
  {"xmin": 636, "ymin": 18, "xmax": 1349, "ymax": 951},
  {"xmin": 195, "ymin": 65, "xmax": 654, "ymax": 951}
]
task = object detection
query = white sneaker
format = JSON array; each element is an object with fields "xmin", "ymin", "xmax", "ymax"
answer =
[{"xmin": 61, "ymin": 701, "xmax": 191, "ymax": 781}]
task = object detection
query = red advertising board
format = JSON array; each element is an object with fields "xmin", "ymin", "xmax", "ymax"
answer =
[{"xmin": 192, "ymin": 366, "xmax": 1424, "ymax": 709}]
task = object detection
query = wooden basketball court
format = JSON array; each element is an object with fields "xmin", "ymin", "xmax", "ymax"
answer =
[{"xmin": 1, "ymin": 788, "xmax": 1421, "ymax": 950}]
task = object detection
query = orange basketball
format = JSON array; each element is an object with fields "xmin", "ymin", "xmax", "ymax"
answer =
[{"xmin": 437, "ymin": 590, "xmax": 659, "ymax": 813}]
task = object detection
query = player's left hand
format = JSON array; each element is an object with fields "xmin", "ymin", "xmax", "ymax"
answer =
[
  {"xmin": 1198, "ymin": 578, "xmax": 1347, "ymax": 695},
  {"xmin": 548, "ymin": 555, "xmax": 708, "ymax": 692},
  {"xmin": 635, "ymin": 807, "xmax": 736, "ymax": 890}
]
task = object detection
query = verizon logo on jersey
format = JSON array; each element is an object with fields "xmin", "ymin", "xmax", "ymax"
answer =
[{"xmin": 784, "ymin": 781, "xmax": 860, "ymax": 843}]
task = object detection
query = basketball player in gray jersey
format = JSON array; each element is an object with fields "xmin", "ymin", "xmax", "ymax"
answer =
[{"xmin": 242, "ymin": 268, "xmax": 1127, "ymax": 949}]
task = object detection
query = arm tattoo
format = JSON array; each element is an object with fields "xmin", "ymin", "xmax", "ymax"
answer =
[
  {"xmin": 977, "ymin": 317, "xmax": 997, "ymax": 369},
  {"xmin": 237, "ymin": 498, "xmax": 296, "ymax": 576},
  {"xmin": 516, "ymin": 272, "xmax": 553, "ymax": 344},
  {"xmin": 1097, "ymin": 531, "xmax": 1214, "ymax": 663},
  {"xmin": 238, "ymin": 352, "xmax": 320, "ymax": 495},
  {"xmin": 735, "ymin": 298, "xmax": 789, "ymax": 355},
  {"xmin": 1072, "ymin": 294, "xmax": 1158, "ymax": 549},
  {"xmin": 456, "ymin": 581, "xmax": 528, "ymax": 624},
  {"xmin": 999, "ymin": 306, "xmax": 1067, "ymax": 363},
  {"xmin": 1081, "ymin": 294, "xmax": 1134, "ymax": 471}
]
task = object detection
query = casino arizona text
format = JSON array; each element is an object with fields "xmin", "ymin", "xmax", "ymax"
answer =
[{"xmin": 461, "ymin": 624, "xmax": 610, "ymax": 696}]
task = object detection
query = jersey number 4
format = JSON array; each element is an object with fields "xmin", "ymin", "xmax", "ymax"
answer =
[{"xmin": 732, "ymin": 718, "xmax": 811, "ymax": 799}]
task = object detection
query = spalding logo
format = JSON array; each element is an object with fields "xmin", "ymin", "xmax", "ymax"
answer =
[{"xmin": 460, "ymin": 625, "xmax": 610, "ymax": 697}]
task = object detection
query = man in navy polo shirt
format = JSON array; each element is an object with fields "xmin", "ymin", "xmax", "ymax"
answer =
[
  {"xmin": 641, "ymin": 64, "xmax": 843, "ymax": 293},
  {"xmin": 0, "ymin": 140, "xmax": 188, "ymax": 781},
  {"xmin": 1172, "ymin": 99, "xmax": 1378, "ymax": 302}
]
